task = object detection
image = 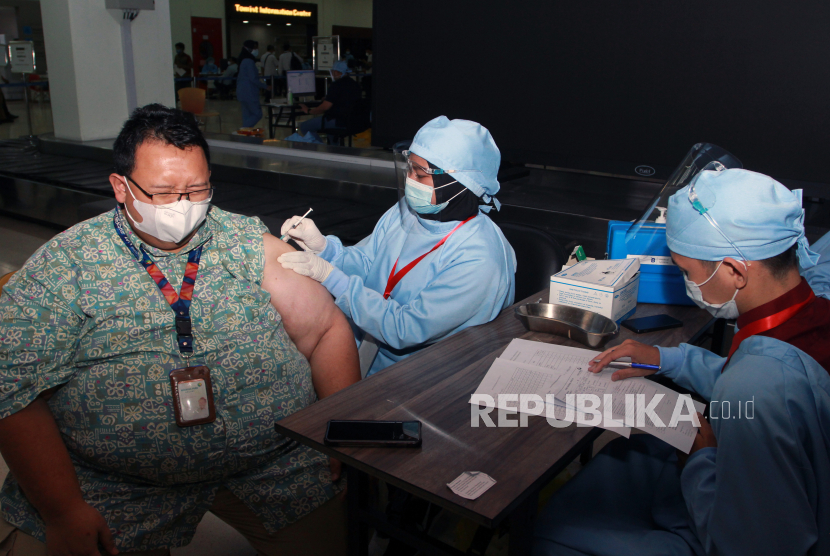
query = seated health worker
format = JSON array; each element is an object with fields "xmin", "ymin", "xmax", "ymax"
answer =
[
  {"xmin": 0, "ymin": 104, "xmax": 359, "ymax": 556},
  {"xmin": 298, "ymin": 60, "xmax": 361, "ymax": 144},
  {"xmin": 279, "ymin": 116, "xmax": 517, "ymax": 376},
  {"xmin": 533, "ymin": 168, "xmax": 830, "ymax": 556}
]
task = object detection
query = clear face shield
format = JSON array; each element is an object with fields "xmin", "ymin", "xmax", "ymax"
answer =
[
  {"xmin": 685, "ymin": 168, "xmax": 751, "ymax": 265},
  {"xmin": 624, "ymin": 142, "xmax": 742, "ymax": 253},
  {"xmin": 393, "ymin": 144, "xmax": 481, "ymax": 229},
  {"xmin": 393, "ymin": 143, "xmax": 419, "ymax": 231}
]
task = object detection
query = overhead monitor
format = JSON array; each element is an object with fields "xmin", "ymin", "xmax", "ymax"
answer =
[{"xmin": 286, "ymin": 70, "xmax": 316, "ymax": 96}]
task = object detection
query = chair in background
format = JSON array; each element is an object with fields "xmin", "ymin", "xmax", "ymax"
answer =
[
  {"xmin": 316, "ymin": 98, "xmax": 372, "ymax": 147},
  {"xmin": 27, "ymin": 74, "xmax": 49, "ymax": 104},
  {"xmin": 497, "ymin": 222, "xmax": 566, "ymax": 302},
  {"xmin": 178, "ymin": 87, "xmax": 222, "ymax": 133},
  {"xmin": 0, "ymin": 272, "xmax": 15, "ymax": 296}
]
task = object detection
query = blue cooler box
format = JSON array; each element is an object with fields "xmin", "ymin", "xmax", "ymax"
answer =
[{"xmin": 606, "ymin": 220, "xmax": 693, "ymax": 306}]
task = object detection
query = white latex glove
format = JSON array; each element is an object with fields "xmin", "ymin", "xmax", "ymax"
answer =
[
  {"xmin": 278, "ymin": 251, "xmax": 334, "ymax": 283},
  {"xmin": 280, "ymin": 216, "xmax": 327, "ymax": 253}
]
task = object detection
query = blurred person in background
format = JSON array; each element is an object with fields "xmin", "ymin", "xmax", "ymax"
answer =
[
  {"xmin": 298, "ymin": 60, "xmax": 360, "ymax": 143},
  {"xmin": 173, "ymin": 42, "xmax": 193, "ymax": 93},
  {"xmin": 0, "ymin": 76, "xmax": 19, "ymax": 124},
  {"xmin": 236, "ymin": 40, "xmax": 268, "ymax": 128},
  {"xmin": 261, "ymin": 45, "xmax": 278, "ymax": 103},
  {"xmin": 216, "ymin": 57, "xmax": 238, "ymax": 99},
  {"xmin": 201, "ymin": 57, "xmax": 220, "ymax": 98}
]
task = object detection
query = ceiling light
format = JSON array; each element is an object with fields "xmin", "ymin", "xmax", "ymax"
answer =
[
  {"xmin": 286, "ymin": 23, "xmax": 292, "ymax": 26},
  {"xmin": 267, "ymin": 23, "xmax": 271, "ymax": 26},
  {"xmin": 243, "ymin": 20, "xmax": 249, "ymax": 23}
]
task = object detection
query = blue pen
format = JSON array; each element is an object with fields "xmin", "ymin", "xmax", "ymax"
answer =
[{"xmin": 600, "ymin": 361, "xmax": 661, "ymax": 371}]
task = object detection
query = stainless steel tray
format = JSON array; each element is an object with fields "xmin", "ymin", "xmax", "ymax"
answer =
[{"xmin": 514, "ymin": 303, "xmax": 619, "ymax": 348}]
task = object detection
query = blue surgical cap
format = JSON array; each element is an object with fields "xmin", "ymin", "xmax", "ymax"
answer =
[
  {"xmin": 410, "ymin": 116, "xmax": 501, "ymax": 207},
  {"xmin": 667, "ymin": 168, "xmax": 820, "ymax": 269},
  {"xmin": 332, "ymin": 60, "xmax": 351, "ymax": 75}
]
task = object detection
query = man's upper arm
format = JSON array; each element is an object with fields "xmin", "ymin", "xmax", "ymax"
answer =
[{"xmin": 261, "ymin": 233, "xmax": 343, "ymax": 360}]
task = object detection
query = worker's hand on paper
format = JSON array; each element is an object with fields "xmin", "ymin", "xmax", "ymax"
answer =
[
  {"xmin": 280, "ymin": 216, "xmax": 327, "ymax": 253},
  {"xmin": 278, "ymin": 251, "xmax": 334, "ymax": 283},
  {"xmin": 299, "ymin": 103, "xmax": 309, "ymax": 114},
  {"xmin": 329, "ymin": 458, "xmax": 342, "ymax": 481},
  {"xmin": 689, "ymin": 412, "xmax": 717, "ymax": 455},
  {"xmin": 588, "ymin": 339, "xmax": 660, "ymax": 381}
]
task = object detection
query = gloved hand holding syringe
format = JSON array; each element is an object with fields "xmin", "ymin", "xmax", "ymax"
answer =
[
  {"xmin": 279, "ymin": 210, "xmax": 328, "ymax": 254},
  {"xmin": 279, "ymin": 208, "xmax": 313, "ymax": 241}
]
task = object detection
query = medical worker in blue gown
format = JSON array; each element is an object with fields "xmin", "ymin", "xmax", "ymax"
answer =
[
  {"xmin": 236, "ymin": 40, "xmax": 268, "ymax": 128},
  {"xmin": 533, "ymin": 169, "xmax": 830, "ymax": 556},
  {"xmin": 802, "ymin": 229, "xmax": 830, "ymax": 300},
  {"xmin": 278, "ymin": 117, "xmax": 517, "ymax": 376}
]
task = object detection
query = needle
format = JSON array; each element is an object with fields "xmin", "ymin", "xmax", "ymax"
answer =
[{"xmin": 280, "ymin": 208, "xmax": 313, "ymax": 241}]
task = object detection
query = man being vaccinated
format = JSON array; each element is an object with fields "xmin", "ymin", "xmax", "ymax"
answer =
[
  {"xmin": 279, "ymin": 116, "xmax": 516, "ymax": 376},
  {"xmin": 534, "ymin": 168, "xmax": 830, "ymax": 556},
  {"xmin": 0, "ymin": 105, "xmax": 359, "ymax": 555}
]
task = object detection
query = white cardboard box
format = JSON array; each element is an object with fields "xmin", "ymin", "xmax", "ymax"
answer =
[{"xmin": 550, "ymin": 259, "xmax": 640, "ymax": 322}]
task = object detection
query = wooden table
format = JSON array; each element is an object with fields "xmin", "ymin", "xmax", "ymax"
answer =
[
  {"xmin": 263, "ymin": 103, "xmax": 299, "ymax": 138},
  {"xmin": 263, "ymin": 101, "xmax": 322, "ymax": 138},
  {"xmin": 274, "ymin": 291, "xmax": 715, "ymax": 556}
]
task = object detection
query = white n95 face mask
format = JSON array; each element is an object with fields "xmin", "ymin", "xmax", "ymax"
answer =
[
  {"xmin": 683, "ymin": 260, "xmax": 741, "ymax": 320},
  {"xmin": 124, "ymin": 180, "xmax": 209, "ymax": 243}
]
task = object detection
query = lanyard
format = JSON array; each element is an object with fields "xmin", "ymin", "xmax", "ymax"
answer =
[
  {"xmin": 113, "ymin": 210, "xmax": 204, "ymax": 356},
  {"xmin": 383, "ymin": 216, "xmax": 475, "ymax": 300},
  {"xmin": 723, "ymin": 289, "xmax": 815, "ymax": 370}
]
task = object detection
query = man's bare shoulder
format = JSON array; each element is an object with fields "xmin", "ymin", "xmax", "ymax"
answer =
[
  {"xmin": 262, "ymin": 232, "xmax": 295, "ymax": 258},
  {"xmin": 262, "ymin": 233, "xmax": 298, "ymax": 282},
  {"xmin": 261, "ymin": 232, "xmax": 327, "ymax": 300},
  {"xmin": 260, "ymin": 233, "xmax": 339, "ymax": 357}
]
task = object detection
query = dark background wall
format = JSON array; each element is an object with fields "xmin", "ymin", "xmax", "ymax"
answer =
[{"xmin": 372, "ymin": 1, "xmax": 830, "ymax": 188}]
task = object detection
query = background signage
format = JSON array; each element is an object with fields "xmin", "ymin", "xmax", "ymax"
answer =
[
  {"xmin": 8, "ymin": 41, "xmax": 35, "ymax": 73},
  {"xmin": 234, "ymin": 4, "xmax": 312, "ymax": 17}
]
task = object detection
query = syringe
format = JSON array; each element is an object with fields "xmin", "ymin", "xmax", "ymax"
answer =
[{"xmin": 280, "ymin": 208, "xmax": 313, "ymax": 241}]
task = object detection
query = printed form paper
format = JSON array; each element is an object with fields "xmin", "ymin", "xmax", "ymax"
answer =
[
  {"xmin": 471, "ymin": 358, "xmax": 631, "ymax": 436},
  {"xmin": 447, "ymin": 472, "xmax": 497, "ymax": 500},
  {"xmin": 472, "ymin": 339, "xmax": 705, "ymax": 453}
]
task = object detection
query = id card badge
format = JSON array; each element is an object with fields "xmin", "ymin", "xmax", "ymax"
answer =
[{"xmin": 169, "ymin": 366, "xmax": 216, "ymax": 427}]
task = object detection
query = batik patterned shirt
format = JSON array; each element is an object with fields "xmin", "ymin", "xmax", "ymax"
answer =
[{"xmin": 0, "ymin": 206, "xmax": 340, "ymax": 551}]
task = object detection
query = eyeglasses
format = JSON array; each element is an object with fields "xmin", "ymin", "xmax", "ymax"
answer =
[
  {"xmin": 688, "ymin": 163, "xmax": 751, "ymax": 265},
  {"xmin": 125, "ymin": 175, "xmax": 214, "ymax": 206},
  {"xmin": 403, "ymin": 150, "xmax": 480, "ymax": 177}
]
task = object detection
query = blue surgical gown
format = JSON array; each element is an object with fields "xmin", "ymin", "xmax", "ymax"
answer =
[
  {"xmin": 534, "ymin": 336, "xmax": 830, "ymax": 556},
  {"xmin": 236, "ymin": 58, "xmax": 265, "ymax": 103},
  {"xmin": 319, "ymin": 205, "xmax": 516, "ymax": 376},
  {"xmin": 803, "ymin": 231, "xmax": 830, "ymax": 300}
]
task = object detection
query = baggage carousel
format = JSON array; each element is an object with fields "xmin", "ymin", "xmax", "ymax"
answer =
[{"xmin": 2, "ymin": 133, "xmax": 826, "ymax": 256}]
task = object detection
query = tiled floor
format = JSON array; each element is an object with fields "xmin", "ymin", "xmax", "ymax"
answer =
[
  {"xmin": 0, "ymin": 99, "xmax": 54, "ymax": 140},
  {"xmin": 0, "ymin": 96, "xmax": 310, "ymax": 141}
]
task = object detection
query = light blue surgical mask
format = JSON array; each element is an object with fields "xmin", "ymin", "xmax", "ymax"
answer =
[
  {"xmin": 251, "ymin": 49, "xmax": 259, "ymax": 57},
  {"xmin": 405, "ymin": 177, "xmax": 466, "ymax": 214},
  {"xmin": 683, "ymin": 259, "xmax": 742, "ymax": 319}
]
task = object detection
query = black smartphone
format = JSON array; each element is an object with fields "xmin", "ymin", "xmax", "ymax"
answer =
[
  {"xmin": 324, "ymin": 420, "xmax": 422, "ymax": 448},
  {"xmin": 622, "ymin": 314, "xmax": 683, "ymax": 334}
]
